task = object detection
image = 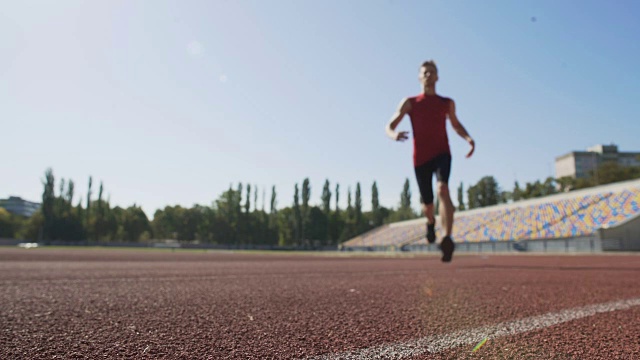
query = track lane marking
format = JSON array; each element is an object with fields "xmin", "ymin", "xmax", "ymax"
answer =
[{"xmin": 307, "ymin": 297, "xmax": 640, "ymax": 359}]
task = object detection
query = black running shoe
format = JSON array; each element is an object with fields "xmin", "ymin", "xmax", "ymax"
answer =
[
  {"xmin": 439, "ymin": 236, "xmax": 455, "ymax": 263},
  {"xmin": 426, "ymin": 223, "xmax": 436, "ymax": 244}
]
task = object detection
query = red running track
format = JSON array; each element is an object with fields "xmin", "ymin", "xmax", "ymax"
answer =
[{"xmin": 1, "ymin": 248, "xmax": 639, "ymax": 359}]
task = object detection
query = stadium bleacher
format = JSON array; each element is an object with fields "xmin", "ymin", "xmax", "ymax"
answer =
[{"xmin": 341, "ymin": 180, "xmax": 640, "ymax": 249}]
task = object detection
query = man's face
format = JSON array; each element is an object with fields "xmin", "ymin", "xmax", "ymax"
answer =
[{"xmin": 419, "ymin": 65, "xmax": 438, "ymax": 86}]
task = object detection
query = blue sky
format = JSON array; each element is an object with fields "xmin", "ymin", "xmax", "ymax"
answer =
[{"xmin": 3, "ymin": 1, "xmax": 640, "ymax": 217}]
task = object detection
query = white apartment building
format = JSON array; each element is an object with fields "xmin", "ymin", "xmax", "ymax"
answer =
[{"xmin": 555, "ymin": 144, "xmax": 640, "ymax": 179}]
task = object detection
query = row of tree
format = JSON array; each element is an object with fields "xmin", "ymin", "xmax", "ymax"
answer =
[
  {"xmin": 3, "ymin": 162, "xmax": 639, "ymax": 243},
  {"xmin": 149, "ymin": 179, "xmax": 401, "ymax": 247},
  {"xmin": 3, "ymin": 169, "xmax": 419, "ymax": 245},
  {"xmin": 457, "ymin": 162, "xmax": 640, "ymax": 210},
  {"xmin": 5, "ymin": 170, "xmax": 153, "ymax": 242}
]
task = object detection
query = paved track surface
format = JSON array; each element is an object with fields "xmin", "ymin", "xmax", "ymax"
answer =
[{"xmin": 1, "ymin": 248, "xmax": 639, "ymax": 359}]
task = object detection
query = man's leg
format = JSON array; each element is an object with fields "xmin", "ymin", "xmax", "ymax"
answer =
[
  {"xmin": 422, "ymin": 202, "xmax": 436, "ymax": 244},
  {"xmin": 434, "ymin": 153, "xmax": 454, "ymax": 262},
  {"xmin": 415, "ymin": 162, "xmax": 437, "ymax": 243},
  {"xmin": 422, "ymin": 203, "xmax": 435, "ymax": 225},
  {"xmin": 437, "ymin": 182, "xmax": 455, "ymax": 237}
]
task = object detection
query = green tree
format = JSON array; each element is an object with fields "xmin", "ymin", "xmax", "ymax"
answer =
[
  {"xmin": 330, "ymin": 183, "xmax": 342, "ymax": 245},
  {"xmin": 182, "ymin": 206, "xmax": 204, "ymax": 242},
  {"xmin": 196, "ymin": 206, "xmax": 217, "ymax": 243},
  {"xmin": 467, "ymin": 176, "xmax": 500, "ymax": 208},
  {"xmin": 254, "ymin": 184, "xmax": 258, "ymax": 212},
  {"xmin": 60, "ymin": 180, "xmax": 86, "ymax": 242},
  {"xmin": 500, "ymin": 190, "xmax": 512, "ymax": 204},
  {"xmin": 119, "ymin": 205, "xmax": 151, "ymax": 242},
  {"xmin": 321, "ymin": 180, "xmax": 332, "ymax": 243},
  {"xmin": 301, "ymin": 178, "xmax": 311, "ymax": 242},
  {"xmin": 236, "ymin": 183, "xmax": 245, "ymax": 244},
  {"xmin": 245, "ymin": 184, "xmax": 251, "ymax": 214},
  {"xmin": 391, "ymin": 178, "xmax": 415, "ymax": 221},
  {"xmin": 595, "ymin": 162, "xmax": 640, "ymax": 185},
  {"xmin": 215, "ymin": 187, "xmax": 241, "ymax": 244},
  {"xmin": 522, "ymin": 181, "xmax": 538, "ymax": 199},
  {"xmin": 542, "ymin": 177, "xmax": 557, "ymax": 196},
  {"xmin": 236, "ymin": 183, "xmax": 243, "ymax": 216},
  {"xmin": 277, "ymin": 207, "xmax": 295, "ymax": 246},
  {"xmin": 0, "ymin": 208, "xmax": 16, "ymax": 238},
  {"xmin": 243, "ymin": 184, "xmax": 253, "ymax": 245},
  {"xmin": 102, "ymin": 197, "xmax": 118, "ymax": 241},
  {"xmin": 293, "ymin": 184, "xmax": 301, "ymax": 245},
  {"xmin": 371, "ymin": 181, "xmax": 381, "ymax": 226},
  {"xmin": 400, "ymin": 178, "xmax": 411, "ymax": 210},
  {"xmin": 321, "ymin": 180, "xmax": 331, "ymax": 214},
  {"xmin": 339, "ymin": 187, "xmax": 355, "ymax": 241},
  {"xmin": 41, "ymin": 168, "xmax": 55, "ymax": 241},
  {"xmin": 556, "ymin": 176, "xmax": 575, "ymax": 192},
  {"xmin": 93, "ymin": 181, "xmax": 107, "ymax": 241},
  {"xmin": 307, "ymin": 206, "xmax": 326, "ymax": 246},
  {"xmin": 59, "ymin": 178, "xmax": 65, "ymax": 206},
  {"xmin": 269, "ymin": 185, "xmax": 278, "ymax": 229},
  {"xmin": 520, "ymin": 178, "xmax": 556, "ymax": 199},
  {"xmin": 355, "ymin": 182, "xmax": 363, "ymax": 231},
  {"xmin": 38, "ymin": 171, "xmax": 85, "ymax": 242},
  {"xmin": 152, "ymin": 206, "xmax": 181, "ymax": 240},
  {"xmin": 66, "ymin": 180, "xmax": 75, "ymax": 206},
  {"xmin": 457, "ymin": 182, "xmax": 465, "ymax": 211},
  {"xmin": 86, "ymin": 176, "xmax": 92, "ymax": 228},
  {"xmin": 22, "ymin": 212, "xmax": 44, "ymax": 241},
  {"xmin": 467, "ymin": 184, "xmax": 479, "ymax": 209},
  {"xmin": 513, "ymin": 181, "xmax": 523, "ymax": 201}
]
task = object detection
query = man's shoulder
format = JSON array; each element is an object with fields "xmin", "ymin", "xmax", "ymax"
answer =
[{"xmin": 437, "ymin": 95, "xmax": 453, "ymax": 103}]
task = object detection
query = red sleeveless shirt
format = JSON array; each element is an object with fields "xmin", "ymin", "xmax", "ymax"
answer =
[{"xmin": 408, "ymin": 94, "xmax": 451, "ymax": 167}]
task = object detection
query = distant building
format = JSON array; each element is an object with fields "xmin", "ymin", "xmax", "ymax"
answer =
[
  {"xmin": 0, "ymin": 196, "xmax": 41, "ymax": 217},
  {"xmin": 555, "ymin": 144, "xmax": 640, "ymax": 179}
]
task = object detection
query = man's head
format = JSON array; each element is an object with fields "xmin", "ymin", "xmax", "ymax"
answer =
[{"xmin": 419, "ymin": 60, "xmax": 438, "ymax": 86}]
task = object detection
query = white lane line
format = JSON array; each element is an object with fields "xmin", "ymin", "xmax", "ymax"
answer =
[{"xmin": 307, "ymin": 297, "xmax": 640, "ymax": 360}]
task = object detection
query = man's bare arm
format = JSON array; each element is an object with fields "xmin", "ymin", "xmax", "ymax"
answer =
[
  {"xmin": 448, "ymin": 99, "xmax": 475, "ymax": 158},
  {"xmin": 386, "ymin": 98, "xmax": 411, "ymax": 141}
]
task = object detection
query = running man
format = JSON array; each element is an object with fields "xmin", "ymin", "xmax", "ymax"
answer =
[{"xmin": 385, "ymin": 60, "xmax": 475, "ymax": 262}]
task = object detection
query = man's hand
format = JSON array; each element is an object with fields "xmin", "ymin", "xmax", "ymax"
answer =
[
  {"xmin": 466, "ymin": 138, "xmax": 475, "ymax": 158},
  {"xmin": 394, "ymin": 131, "xmax": 410, "ymax": 142},
  {"xmin": 448, "ymin": 100, "xmax": 475, "ymax": 158},
  {"xmin": 386, "ymin": 98, "xmax": 411, "ymax": 141}
]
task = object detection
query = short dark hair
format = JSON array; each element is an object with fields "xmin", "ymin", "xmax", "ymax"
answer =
[{"xmin": 421, "ymin": 60, "xmax": 438, "ymax": 72}]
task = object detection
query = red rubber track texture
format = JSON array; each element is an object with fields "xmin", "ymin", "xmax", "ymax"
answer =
[{"xmin": 1, "ymin": 248, "xmax": 639, "ymax": 359}]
